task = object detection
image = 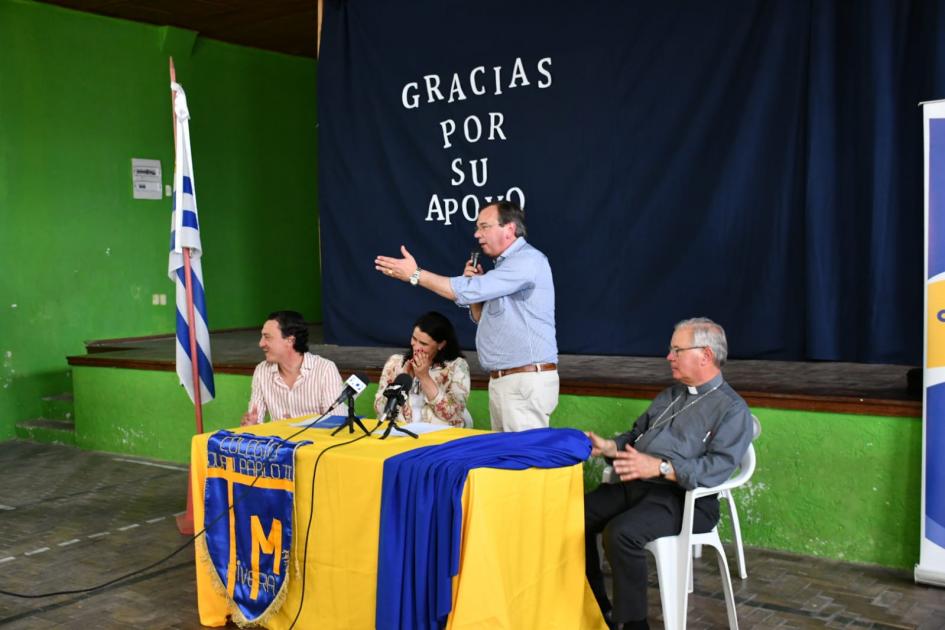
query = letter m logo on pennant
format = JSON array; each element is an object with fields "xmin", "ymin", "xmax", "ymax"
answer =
[
  {"xmin": 202, "ymin": 431, "xmax": 308, "ymax": 624},
  {"xmin": 250, "ymin": 515, "xmax": 283, "ymax": 600}
]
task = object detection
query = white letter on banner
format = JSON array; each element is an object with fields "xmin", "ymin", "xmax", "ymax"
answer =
[
  {"xmin": 450, "ymin": 158, "xmax": 465, "ymax": 186},
  {"xmin": 443, "ymin": 198, "xmax": 458, "ymax": 225},
  {"xmin": 463, "ymin": 116, "xmax": 483, "ymax": 143},
  {"xmin": 440, "ymin": 119, "xmax": 456, "ymax": 149},
  {"xmin": 470, "ymin": 158, "xmax": 488, "ymax": 187},
  {"xmin": 488, "ymin": 113, "xmax": 507, "ymax": 141},
  {"xmin": 426, "ymin": 195, "xmax": 445, "ymax": 222},
  {"xmin": 537, "ymin": 57, "xmax": 553, "ymax": 88},
  {"xmin": 448, "ymin": 73, "xmax": 467, "ymax": 103},
  {"xmin": 507, "ymin": 186, "xmax": 525, "ymax": 208},
  {"xmin": 470, "ymin": 67, "xmax": 486, "ymax": 95},
  {"xmin": 462, "ymin": 195, "xmax": 479, "ymax": 221},
  {"xmin": 423, "ymin": 74, "xmax": 444, "ymax": 104},
  {"xmin": 509, "ymin": 57, "xmax": 530, "ymax": 88},
  {"xmin": 402, "ymin": 82, "xmax": 420, "ymax": 109}
]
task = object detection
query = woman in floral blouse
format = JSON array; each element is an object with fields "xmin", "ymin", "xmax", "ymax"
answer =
[{"xmin": 374, "ymin": 311, "xmax": 472, "ymax": 427}]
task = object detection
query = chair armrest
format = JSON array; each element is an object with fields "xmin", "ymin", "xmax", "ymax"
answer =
[
  {"xmin": 680, "ymin": 443, "xmax": 756, "ymax": 536},
  {"xmin": 690, "ymin": 443, "xmax": 756, "ymax": 497},
  {"xmin": 690, "ymin": 471, "xmax": 748, "ymax": 497}
]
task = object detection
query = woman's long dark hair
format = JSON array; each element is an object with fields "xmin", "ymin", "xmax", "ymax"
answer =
[{"xmin": 403, "ymin": 311, "xmax": 464, "ymax": 366}]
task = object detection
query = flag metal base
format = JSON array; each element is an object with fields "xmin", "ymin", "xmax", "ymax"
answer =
[{"xmin": 176, "ymin": 465, "xmax": 196, "ymax": 536}]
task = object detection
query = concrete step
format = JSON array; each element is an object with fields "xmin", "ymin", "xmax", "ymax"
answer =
[
  {"xmin": 15, "ymin": 418, "xmax": 76, "ymax": 445},
  {"xmin": 40, "ymin": 392, "xmax": 74, "ymax": 422}
]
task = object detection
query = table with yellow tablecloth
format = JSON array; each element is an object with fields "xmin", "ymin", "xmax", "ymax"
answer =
[{"xmin": 191, "ymin": 419, "xmax": 607, "ymax": 629}]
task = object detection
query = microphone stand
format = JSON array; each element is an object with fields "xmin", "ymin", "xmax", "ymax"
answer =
[
  {"xmin": 377, "ymin": 396, "xmax": 418, "ymax": 440},
  {"xmin": 331, "ymin": 390, "xmax": 369, "ymax": 436}
]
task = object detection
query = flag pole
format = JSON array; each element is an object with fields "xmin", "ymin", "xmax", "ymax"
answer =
[
  {"xmin": 170, "ymin": 57, "xmax": 204, "ymax": 435},
  {"xmin": 170, "ymin": 57, "xmax": 201, "ymax": 537}
]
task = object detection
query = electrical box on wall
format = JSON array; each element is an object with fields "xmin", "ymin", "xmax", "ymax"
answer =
[{"xmin": 131, "ymin": 158, "xmax": 162, "ymax": 200}]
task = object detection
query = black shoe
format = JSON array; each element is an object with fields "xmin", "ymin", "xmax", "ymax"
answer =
[{"xmin": 620, "ymin": 620, "xmax": 649, "ymax": 630}]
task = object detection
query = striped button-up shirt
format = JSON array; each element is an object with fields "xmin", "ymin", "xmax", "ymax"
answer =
[
  {"xmin": 449, "ymin": 237, "xmax": 558, "ymax": 371},
  {"xmin": 248, "ymin": 352, "xmax": 344, "ymax": 421}
]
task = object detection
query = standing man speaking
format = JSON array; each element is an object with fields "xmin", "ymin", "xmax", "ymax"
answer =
[{"xmin": 375, "ymin": 200, "xmax": 558, "ymax": 431}]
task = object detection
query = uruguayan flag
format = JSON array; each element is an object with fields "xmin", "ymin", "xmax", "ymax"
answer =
[{"xmin": 168, "ymin": 81, "xmax": 215, "ymax": 404}]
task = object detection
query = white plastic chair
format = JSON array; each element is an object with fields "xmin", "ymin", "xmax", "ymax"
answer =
[
  {"xmin": 644, "ymin": 438, "xmax": 756, "ymax": 630},
  {"xmin": 693, "ymin": 415, "xmax": 761, "ymax": 580}
]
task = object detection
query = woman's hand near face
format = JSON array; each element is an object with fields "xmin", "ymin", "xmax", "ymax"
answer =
[{"xmin": 412, "ymin": 349, "xmax": 432, "ymax": 377}]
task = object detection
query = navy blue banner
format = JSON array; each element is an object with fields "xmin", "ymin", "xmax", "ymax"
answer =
[{"xmin": 319, "ymin": 0, "xmax": 945, "ymax": 363}]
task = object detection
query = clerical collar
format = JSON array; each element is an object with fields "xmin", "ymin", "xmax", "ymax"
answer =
[{"xmin": 686, "ymin": 373, "xmax": 724, "ymax": 395}]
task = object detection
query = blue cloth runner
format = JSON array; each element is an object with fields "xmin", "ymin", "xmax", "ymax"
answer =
[{"xmin": 375, "ymin": 427, "xmax": 591, "ymax": 630}]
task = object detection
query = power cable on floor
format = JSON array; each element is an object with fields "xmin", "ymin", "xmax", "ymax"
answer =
[{"xmin": 0, "ymin": 408, "xmax": 374, "ymax": 602}]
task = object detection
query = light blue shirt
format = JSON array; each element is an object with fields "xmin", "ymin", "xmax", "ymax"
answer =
[{"xmin": 449, "ymin": 238, "xmax": 558, "ymax": 371}]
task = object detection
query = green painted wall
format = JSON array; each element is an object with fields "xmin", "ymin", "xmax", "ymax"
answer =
[
  {"xmin": 0, "ymin": 0, "xmax": 319, "ymax": 439},
  {"xmin": 72, "ymin": 367, "xmax": 250, "ymax": 459},
  {"xmin": 70, "ymin": 364, "xmax": 922, "ymax": 570},
  {"xmin": 71, "ymin": 366, "xmax": 650, "ymax": 461},
  {"xmin": 742, "ymin": 408, "xmax": 922, "ymax": 569}
]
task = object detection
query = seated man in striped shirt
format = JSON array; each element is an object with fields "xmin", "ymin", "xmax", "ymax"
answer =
[{"xmin": 241, "ymin": 310, "xmax": 344, "ymax": 425}]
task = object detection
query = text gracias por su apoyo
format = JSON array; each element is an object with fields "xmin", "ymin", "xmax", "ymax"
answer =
[{"xmin": 401, "ymin": 57, "xmax": 553, "ymax": 225}]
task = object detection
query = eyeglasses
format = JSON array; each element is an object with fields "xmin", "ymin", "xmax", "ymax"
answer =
[
  {"xmin": 668, "ymin": 345, "xmax": 706, "ymax": 357},
  {"xmin": 474, "ymin": 222, "xmax": 499, "ymax": 233}
]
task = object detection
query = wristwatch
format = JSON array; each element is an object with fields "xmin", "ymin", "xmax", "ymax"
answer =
[
  {"xmin": 658, "ymin": 458, "xmax": 672, "ymax": 478},
  {"xmin": 409, "ymin": 268, "xmax": 422, "ymax": 286}
]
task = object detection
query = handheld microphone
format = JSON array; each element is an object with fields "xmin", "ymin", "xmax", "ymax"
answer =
[
  {"xmin": 328, "ymin": 372, "xmax": 370, "ymax": 410},
  {"xmin": 379, "ymin": 373, "xmax": 413, "ymax": 421},
  {"xmin": 470, "ymin": 250, "xmax": 481, "ymax": 269}
]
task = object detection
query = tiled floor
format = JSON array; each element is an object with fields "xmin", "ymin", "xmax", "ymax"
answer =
[{"xmin": 1, "ymin": 441, "xmax": 943, "ymax": 629}]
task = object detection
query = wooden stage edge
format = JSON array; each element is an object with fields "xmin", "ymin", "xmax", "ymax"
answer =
[{"xmin": 67, "ymin": 326, "xmax": 922, "ymax": 418}]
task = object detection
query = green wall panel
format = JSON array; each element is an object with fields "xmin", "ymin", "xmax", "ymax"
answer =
[
  {"xmin": 73, "ymin": 367, "xmax": 251, "ymax": 461},
  {"xmin": 0, "ymin": 0, "xmax": 319, "ymax": 438},
  {"xmin": 742, "ymin": 408, "xmax": 922, "ymax": 569}
]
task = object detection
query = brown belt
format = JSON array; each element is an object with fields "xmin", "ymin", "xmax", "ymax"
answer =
[{"xmin": 490, "ymin": 363, "xmax": 557, "ymax": 379}]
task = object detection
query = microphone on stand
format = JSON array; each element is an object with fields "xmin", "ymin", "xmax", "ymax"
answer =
[
  {"xmin": 376, "ymin": 373, "xmax": 418, "ymax": 439},
  {"xmin": 328, "ymin": 373, "xmax": 372, "ymax": 436},
  {"xmin": 305, "ymin": 372, "xmax": 370, "ymax": 427},
  {"xmin": 379, "ymin": 373, "xmax": 413, "ymax": 422},
  {"xmin": 327, "ymin": 373, "xmax": 370, "ymax": 411}
]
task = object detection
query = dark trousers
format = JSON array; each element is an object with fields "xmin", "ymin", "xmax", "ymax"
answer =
[{"xmin": 584, "ymin": 480, "xmax": 719, "ymax": 623}]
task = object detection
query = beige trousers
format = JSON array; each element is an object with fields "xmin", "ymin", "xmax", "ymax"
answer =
[{"xmin": 487, "ymin": 370, "xmax": 560, "ymax": 432}]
